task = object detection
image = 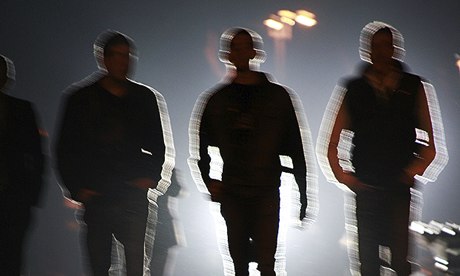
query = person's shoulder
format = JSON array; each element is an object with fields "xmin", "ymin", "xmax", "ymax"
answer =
[
  {"xmin": 402, "ymin": 71, "xmax": 422, "ymax": 84},
  {"xmin": 341, "ymin": 62, "xmax": 368, "ymax": 87},
  {"xmin": 3, "ymin": 94, "xmax": 34, "ymax": 113},
  {"xmin": 201, "ymin": 82, "xmax": 231, "ymax": 100},
  {"xmin": 1, "ymin": 94, "xmax": 35, "ymax": 120},
  {"xmin": 129, "ymin": 80, "xmax": 154, "ymax": 92},
  {"xmin": 343, "ymin": 76, "xmax": 365, "ymax": 90},
  {"xmin": 259, "ymin": 72, "xmax": 288, "ymax": 92},
  {"xmin": 63, "ymin": 73, "xmax": 102, "ymax": 100}
]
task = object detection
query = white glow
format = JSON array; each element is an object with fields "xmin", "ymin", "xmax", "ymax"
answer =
[
  {"xmin": 434, "ymin": 256, "xmax": 449, "ymax": 265},
  {"xmin": 280, "ymin": 16, "xmax": 295, "ymax": 26},
  {"xmin": 409, "ymin": 221, "xmax": 426, "ymax": 234},
  {"xmin": 141, "ymin": 148, "xmax": 152, "ymax": 155},
  {"xmin": 295, "ymin": 10, "xmax": 317, "ymax": 27},
  {"xmin": 441, "ymin": 226, "xmax": 456, "ymax": 236},
  {"xmin": 277, "ymin": 10, "xmax": 297, "ymax": 19},
  {"xmin": 208, "ymin": 146, "xmax": 223, "ymax": 181},
  {"xmin": 415, "ymin": 128, "xmax": 429, "ymax": 146},
  {"xmin": 435, "ymin": 262, "xmax": 449, "ymax": 271},
  {"xmin": 279, "ymin": 155, "xmax": 293, "ymax": 169},
  {"xmin": 264, "ymin": 18, "xmax": 284, "ymax": 30}
]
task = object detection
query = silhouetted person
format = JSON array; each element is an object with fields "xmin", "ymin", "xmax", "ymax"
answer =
[
  {"xmin": 317, "ymin": 22, "xmax": 447, "ymax": 275},
  {"xmin": 54, "ymin": 30, "xmax": 174, "ymax": 276},
  {"xmin": 0, "ymin": 55, "xmax": 45, "ymax": 275},
  {"xmin": 189, "ymin": 28, "xmax": 315, "ymax": 276}
]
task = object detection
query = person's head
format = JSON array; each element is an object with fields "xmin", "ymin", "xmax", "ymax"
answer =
[
  {"xmin": 93, "ymin": 30, "xmax": 137, "ymax": 80},
  {"xmin": 359, "ymin": 21, "xmax": 405, "ymax": 64},
  {"xmin": 0, "ymin": 55, "xmax": 15, "ymax": 93},
  {"xmin": 219, "ymin": 27, "xmax": 265, "ymax": 70},
  {"xmin": 370, "ymin": 27, "xmax": 394, "ymax": 67}
]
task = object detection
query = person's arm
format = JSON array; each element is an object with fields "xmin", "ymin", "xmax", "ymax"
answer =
[
  {"xmin": 197, "ymin": 106, "xmax": 226, "ymax": 202},
  {"xmin": 23, "ymin": 102, "xmax": 45, "ymax": 207},
  {"xmin": 54, "ymin": 92, "xmax": 95, "ymax": 202},
  {"xmin": 400, "ymin": 83, "xmax": 436, "ymax": 185},
  {"xmin": 283, "ymin": 92, "xmax": 310, "ymax": 221},
  {"xmin": 188, "ymin": 92, "xmax": 222, "ymax": 201},
  {"xmin": 327, "ymin": 96, "xmax": 370, "ymax": 193},
  {"xmin": 129, "ymin": 91, "xmax": 167, "ymax": 191}
]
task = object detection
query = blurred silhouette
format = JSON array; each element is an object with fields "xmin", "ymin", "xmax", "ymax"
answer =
[
  {"xmin": 108, "ymin": 168, "xmax": 185, "ymax": 276},
  {"xmin": 149, "ymin": 168, "xmax": 185, "ymax": 276},
  {"xmin": 54, "ymin": 30, "xmax": 174, "ymax": 276},
  {"xmin": 0, "ymin": 55, "xmax": 45, "ymax": 275},
  {"xmin": 317, "ymin": 22, "xmax": 448, "ymax": 276},
  {"xmin": 189, "ymin": 27, "xmax": 316, "ymax": 276}
]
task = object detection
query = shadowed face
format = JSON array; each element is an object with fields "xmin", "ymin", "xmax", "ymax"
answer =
[
  {"xmin": 227, "ymin": 33, "xmax": 256, "ymax": 71},
  {"xmin": 103, "ymin": 44, "xmax": 131, "ymax": 81},
  {"xmin": 370, "ymin": 30, "xmax": 394, "ymax": 68}
]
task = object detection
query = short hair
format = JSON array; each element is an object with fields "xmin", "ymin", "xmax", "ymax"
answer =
[
  {"xmin": 359, "ymin": 21, "xmax": 405, "ymax": 62},
  {"xmin": 93, "ymin": 30, "xmax": 137, "ymax": 62},
  {"xmin": 218, "ymin": 27, "xmax": 266, "ymax": 64}
]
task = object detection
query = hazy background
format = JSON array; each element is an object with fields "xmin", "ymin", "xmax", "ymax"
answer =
[{"xmin": 1, "ymin": 1, "xmax": 459, "ymax": 275}]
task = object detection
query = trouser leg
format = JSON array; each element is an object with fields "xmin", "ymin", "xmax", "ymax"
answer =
[
  {"xmin": 221, "ymin": 197, "xmax": 250, "ymax": 276},
  {"xmin": 388, "ymin": 192, "xmax": 411, "ymax": 276},
  {"xmin": 356, "ymin": 189, "xmax": 412, "ymax": 276},
  {"xmin": 115, "ymin": 191, "xmax": 149, "ymax": 276},
  {"xmin": 0, "ymin": 206, "xmax": 30, "ymax": 276},
  {"xmin": 252, "ymin": 194, "xmax": 279, "ymax": 276},
  {"xmin": 356, "ymin": 192, "xmax": 384, "ymax": 276},
  {"xmin": 84, "ymin": 201, "xmax": 113, "ymax": 276}
]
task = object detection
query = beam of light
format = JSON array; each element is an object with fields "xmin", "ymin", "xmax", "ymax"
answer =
[
  {"xmin": 295, "ymin": 10, "xmax": 317, "ymax": 27},
  {"xmin": 264, "ymin": 18, "xmax": 284, "ymax": 31}
]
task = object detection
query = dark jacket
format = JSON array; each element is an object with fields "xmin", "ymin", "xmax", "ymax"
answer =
[
  {"xmin": 0, "ymin": 92, "xmax": 44, "ymax": 206},
  {"xmin": 196, "ymin": 73, "xmax": 307, "ymax": 195},
  {"xmin": 55, "ymin": 78, "xmax": 165, "ymax": 200}
]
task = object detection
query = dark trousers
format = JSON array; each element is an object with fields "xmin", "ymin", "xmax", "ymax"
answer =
[
  {"xmin": 220, "ymin": 190, "xmax": 280, "ymax": 276},
  {"xmin": 83, "ymin": 190, "xmax": 149, "ymax": 276},
  {"xmin": 355, "ymin": 189, "xmax": 411, "ymax": 276},
  {"xmin": 0, "ymin": 204, "xmax": 31, "ymax": 276}
]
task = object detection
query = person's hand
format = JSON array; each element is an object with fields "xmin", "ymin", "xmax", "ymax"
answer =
[
  {"xmin": 76, "ymin": 188, "xmax": 100, "ymax": 203},
  {"xmin": 298, "ymin": 191, "xmax": 308, "ymax": 221},
  {"xmin": 129, "ymin": 178, "xmax": 157, "ymax": 191},
  {"xmin": 338, "ymin": 173, "xmax": 373, "ymax": 193},
  {"xmin": 299, "ymin": 201, "xmax": 307, "ymax": 221},
  {"xmin": 207, "ymin": 180, "xmax": 224, "ymax": 202},
  {"xmin": 399, "ymin": 169, "xmax": 416, "ymax": 188}
]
